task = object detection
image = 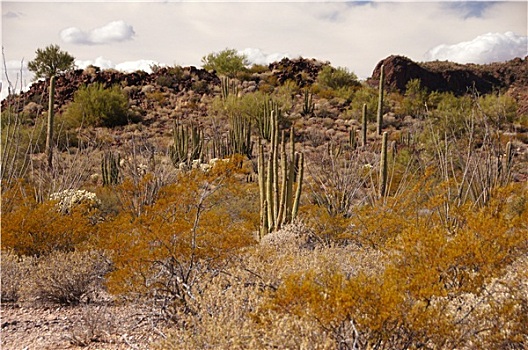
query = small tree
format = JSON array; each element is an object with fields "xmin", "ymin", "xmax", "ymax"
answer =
[
  {"xmin": 201, "ymin": 48, "xmax": 248, "ymax": 78},
  {"xmin": 28, "ymin": 44, "xmax": 75, "ymax": 169}
]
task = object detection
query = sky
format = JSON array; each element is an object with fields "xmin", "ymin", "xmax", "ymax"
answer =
[{"xmin": 1, "ymin": 1, "xmax": 527, "ymax": 99}]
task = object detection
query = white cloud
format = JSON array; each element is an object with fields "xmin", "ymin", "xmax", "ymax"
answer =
[
  {"xmin": 115, "ymin": 60, "xmax": 160, "ymax": 73},
  {"xmin": 75, "ymin": 57, "xmax": 115, "ymax": 70},
  {"xmin": 424, "ymin": 32, "xmax": 528, "ymax": 64},
  {"xmin": 239, "ymin": 48, "xmax": 290, "ymax": 66},
  {"xmin": 60, "ymin": 20, "xmax": 135, "ymax": 45},
  {"xmin": 75, "ymin": 57, "xmax": 161, "ymax": 74}
]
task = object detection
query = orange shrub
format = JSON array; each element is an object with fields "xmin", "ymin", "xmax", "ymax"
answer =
[
  {"xmin": 1, "ymin": 192, "xmax": 100, "ymax": 257},
  {"xmin": 96, "ymin": 162, "xmax": 258, "ymax": 314}
]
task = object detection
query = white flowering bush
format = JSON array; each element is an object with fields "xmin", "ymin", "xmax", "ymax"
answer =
[{"xmin": 50, "ymin": 189, "xmax": 101, "ymax": 212}]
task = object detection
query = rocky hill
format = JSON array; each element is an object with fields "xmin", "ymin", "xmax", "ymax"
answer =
[
  {"xmin": 369, "ymin": 55, "xmax": 528, "ymax": 114},
  {"xmin": 3, "ymin": 55, "xmax": 527, "ymax": 116}
]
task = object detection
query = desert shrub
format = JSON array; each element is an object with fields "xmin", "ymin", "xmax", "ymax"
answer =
[
  {"xmin": 317, "ymin": 66, "xmax": 360, "ymax": 90},
  {"xmin": 476, "ymin": 92, "xmax": 518, "ymax": 127},
  {"xmin": 156, "ymin": 65, "xmax": 184, "ymax": 87},
  {"xmin": 1, "ymin": 193, "xmax": 100, "ymax": 256},
  {"xmin": 0, "ymin": 250, "xmax": 34, "ymax": 302},
  {"xmin": 263, "ymin": 182, "xmax": 528, "ymax": 349},
  {"xmin": 398, "ymin": 79, "xmax": 429, "ymax": 118},
  {"xmin": 201, "ymin": 48, "xmax": 249, "ymax": 78},
  {"xmin": 27, "ymin": 250, "xmax": 111, "ymax": 305},
  {"xmin": 97, "ymin": 162, "xmax": 257, "ymax": 317},
  {"xmin": 62, "ymin": 83, "xmax": 130, "ymax": 128},
  {"xmin": 429, "ymin": 92, "xmax": 473, "ymax": 138},
  {"xmin": 348, "ymin": 85, "xmax": 381, "ymax": 121},
  {"xmin": 248, "ymin": 63, "xmax": 269, "ymax": 74}
]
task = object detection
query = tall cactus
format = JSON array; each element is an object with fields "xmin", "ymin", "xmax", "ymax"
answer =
[
  {"xmin": 46, "ymin": 75, "xmax": 56, "ymax": 169},
  {"xmin": 228, "ymin": 113, "xmax": 253, "ymax": 159},
  {"xmin": 102, "ymin": 151, "xmax": 120, "ymax": 186},
  {"xmin": 362, "ymin": 103, "xmax": 368, "ymax": 147},
  {"xmin": 169, "ymin": 121, "xmax": 203, "ymax": 168},
  {"xmin": 379, "ymin": 131, "xmax": 388, "ymax": 198},
  {"xmin": 257, "ymin": 98, "xmax": 281, "ymax": 141},
  {"xmin": 301, "ymin": 88, "xmax": 315, "ymax": 116},
  {"xmin": 221, "ymin": 76, "xmax": 237, "ymax": 100},
  {"xmin": 258, "ymin": 112, "xmax": 304, "ymax": 238},
  {"xmin": 376, "ymin": 64, "xmax": 385, "ymax": 135}
]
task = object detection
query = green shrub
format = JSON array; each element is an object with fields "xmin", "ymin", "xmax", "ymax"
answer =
[
  {"xmin": 348, "ymin": 85, "xmax": 380, "ymax": 121},
  {"xmin": 63, "ymin": 83, "xmax": 131, "ymax": 128},
  {"xmin": 201, "ymin": 48, "xmax": 249, "ymax": 78},
  {"xmin": 398, "ymin": 79, "xmax": 429, "ymax": 117},
  {"xmin": 316, "ymin": 65, "xmax": 360, "ymax": 90}
]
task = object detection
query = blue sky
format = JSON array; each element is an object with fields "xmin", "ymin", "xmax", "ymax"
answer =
[{"xmin": 1, "ymin": 1, "xmax": 527, "ymax": 98}]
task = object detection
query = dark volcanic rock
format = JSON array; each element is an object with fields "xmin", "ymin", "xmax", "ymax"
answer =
[
  {"xmin": 269, "ymin": 57, "xmax": 328, "ymax": 87},
  {"xmin": 369, "ymin": 55, "xmax": 527, "ymax": 96}
]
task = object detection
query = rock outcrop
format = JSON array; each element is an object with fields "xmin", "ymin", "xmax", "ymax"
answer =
[{"xmin": 369, "ymin": 55, "xmax": 527, "ymax": 96}]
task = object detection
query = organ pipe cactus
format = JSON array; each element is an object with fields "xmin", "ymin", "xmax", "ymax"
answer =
[
  {"xmin": 220, "ymin": 76, "xmax": 237, "ymax": 100},
  {"xmin": 169, "ymin": 121, "xmax": 204, "ymax": 168},
  {"xmin": 258, "ymin": 111, "xmax": 304, "ymax": 238},
  {"xmin": 377, "ymin": 64, "xmax": 385, "ymax": 135},
  {"xmin": 228, "ymin": 113, "xmax": 253, "ymax": 159},
  {"xmin": 257, "ymin": 98, "xmax": 281, "ymax": 141},
  {"xmin": 102, "ymin": 151, "xmax": 120, "ymax": 186},
  {"xmin": 302, "ymin": 88, "xmax": 315, "ymax": 116}
]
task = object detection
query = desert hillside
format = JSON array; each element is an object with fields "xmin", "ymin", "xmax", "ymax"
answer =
[{"xmin": 2, "ymin": 53, "xmax": 527, "ymax": 349}]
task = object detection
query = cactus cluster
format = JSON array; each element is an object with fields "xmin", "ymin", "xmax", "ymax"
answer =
[
  {"xmin": 301, "ymin": 88, "xmax": 315, "ymax": 116},
  {"xmin": 102, "ymin": 151, "xmax": 121, "ymax": 186},
  {"xmin": 221, "ymin": 76, "xmax": 238, "ymax": 100},
  {"xmin": 258, "ymin": 111, "xmax": 304, "ymax": 238},
  {"xmin": 257, "ymin": 98, "xmax": 282, "ymax": 141},
  {"xmin": 228, "ymin": 113, "xmax": 253, "ymax": 159},
  {"xmin": 169, "ymin": 121, "xmax": 204, "ymax": 168}
]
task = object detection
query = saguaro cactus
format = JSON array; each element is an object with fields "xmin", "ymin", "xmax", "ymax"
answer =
[
  {"xmin": 379, "ymin": 131, "xmax": 388, "ymax": 198},
  {"xmin": 258, "ymin": 111, "xmax": 304, "ymax": 238},
  {"xmin": 376, "ymin": 64, "xmax": 385, "ymax": 135},
  {"xmin": 46, "ymin": 75, "xmax": 56, "ymax": 169}
]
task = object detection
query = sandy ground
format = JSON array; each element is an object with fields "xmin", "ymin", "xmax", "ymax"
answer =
[{"xmin": 1, "ymin": 301, "xmax": 168, "ymax": 350}]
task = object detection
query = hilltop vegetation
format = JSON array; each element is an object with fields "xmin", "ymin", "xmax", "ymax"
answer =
[{"xmin": 2, "ymin": 49, "xmax": 527, "ymax": 349}]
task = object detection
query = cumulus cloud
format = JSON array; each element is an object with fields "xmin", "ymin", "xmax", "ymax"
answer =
[
  {"xmin": 75, "ymin": 57, "xmax": 115, "ymax": 70},
  {"xmin": 239, "ymin": 48, "xmax": 290, "ymax": 66},
  {"xmin": 60, "ymin": 20, "xmax": 135, "ymax": 45},
  {"xmin": 424, "ymin": 32, "xmax": 528, "ymax": 64},
  {"xmin": 75, "ymin": 57, "xmax": 160, "ymax": 74},
  {"xmin": 116, "ymin": 60, "xmax": 160, "ymax": 73}
]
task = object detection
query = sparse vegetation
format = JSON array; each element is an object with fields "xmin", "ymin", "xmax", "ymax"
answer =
[{"xmin": 2, "ymin": 51, "xmax": 527, "ymax": 349}]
